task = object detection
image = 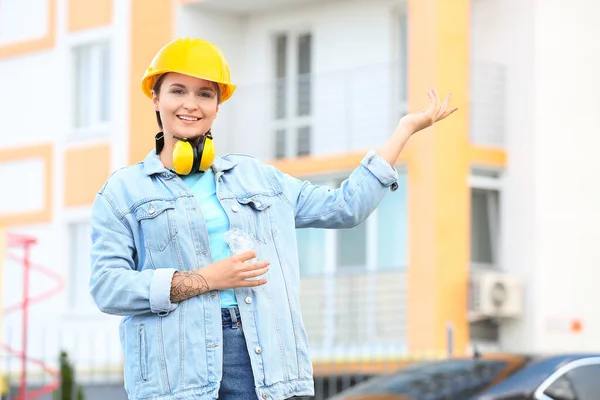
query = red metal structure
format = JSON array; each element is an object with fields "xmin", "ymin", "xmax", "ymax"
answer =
[{"xmin": 3, "ymin": 233, "xmax": 64, "ymax": 400}]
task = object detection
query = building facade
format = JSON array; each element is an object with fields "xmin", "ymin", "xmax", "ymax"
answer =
[{"xmin": 1, "ymin": 0, "xmax": 599, "ymax": 392}]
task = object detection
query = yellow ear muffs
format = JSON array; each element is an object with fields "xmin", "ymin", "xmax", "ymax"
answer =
[
  {"xmin": 170, "ymin": 131, "xmax": 216, "ymax": 175},
  {"xmin": 172, "ymin": 140, "xmax": 195, "ymax": 175}
]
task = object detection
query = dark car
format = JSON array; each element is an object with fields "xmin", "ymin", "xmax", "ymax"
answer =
[{"xmin": 329, "ymin": 353, "xmax": 600, "ymax": 400}]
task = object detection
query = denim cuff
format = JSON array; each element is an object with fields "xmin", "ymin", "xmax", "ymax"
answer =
[
  {"xmin": 361, "ymin": 149, "xmax": 399, "ymax": 188},
  {"xmin": 149, "ymin": 268, "xmax": 179, "ymax": 315}
]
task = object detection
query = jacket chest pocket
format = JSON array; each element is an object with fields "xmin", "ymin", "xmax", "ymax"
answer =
[
  {"xmin": 134, "ymin": 200, "xmax": 178, "ymax": 252},
  {"xmin": 232, "ymin": 195, "xmax": 274, "ymax": 244}
]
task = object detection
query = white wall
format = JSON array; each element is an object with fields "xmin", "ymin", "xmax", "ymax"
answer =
[
  {"xmin": 530, "ymin": 0, "xmax": 600, "ymax": 353},
  {"xmin": 0, "ymin": 0, "xmax": 48, "ymax": 45},
  {"xmin": 474, "ymin": 0, "xmax": 600, "ymax": 353}
]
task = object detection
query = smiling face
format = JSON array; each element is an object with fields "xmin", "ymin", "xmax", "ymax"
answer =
[{"xmin": 152, "ymin": 72, "xmax": 220, "ymax": 139}]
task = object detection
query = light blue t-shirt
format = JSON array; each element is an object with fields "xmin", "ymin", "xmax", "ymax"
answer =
[{"xmin": 181, "ymin": 169, "xmax": 237, "ymax": 308}]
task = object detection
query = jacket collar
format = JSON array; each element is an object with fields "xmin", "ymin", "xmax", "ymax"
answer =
[{"xmin": 142, "ymin": 150, "xmax": 237, "ymax": 176}]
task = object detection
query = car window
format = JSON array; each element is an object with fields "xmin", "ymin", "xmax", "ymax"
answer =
[
  {"xmin": 544, "ymin": 375, "xmax": 577, "ymax": 400},
  {"xmin": 566, "ymin": 364, "xmax": 600, "ymax": 400},
  {"xmin": 341, "ymin": 359, "xmax": 507, "ymax": 399}
]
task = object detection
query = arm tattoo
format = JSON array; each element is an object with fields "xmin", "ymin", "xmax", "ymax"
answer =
[{"xmin": 170, "ymin": 271, "xmax": 210, "ymax": 303}]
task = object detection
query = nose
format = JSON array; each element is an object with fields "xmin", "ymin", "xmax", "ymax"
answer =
[{"xmin": 183, "ymin": 94, "xmax": 199, "ymax": 111}]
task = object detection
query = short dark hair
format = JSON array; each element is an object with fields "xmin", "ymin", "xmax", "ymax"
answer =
[{"xmin": 152, "ymin": 73, "xmax": 222, "ymax": 130}]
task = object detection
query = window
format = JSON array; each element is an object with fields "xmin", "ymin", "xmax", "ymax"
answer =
[
  {"xmin": 471, "ymin": 188, "xmax": 499, "ymax": 265},
  {"xmin": 68, "ymin": 221, "xmax": 96, "ymax": 312},
  {"xmin": 296, "ymin": 228, "xmax": 325, "ymax": 277},
  {"xmin": 296, "ymin": 173, "xmax": 407, "ymax": 276},
  {"xmin": 73, "ymin": 41, "xmax": 111, "ymax": 131},
  {"xmin": 272, "ymin": 32, "xmax": 312, "ymax": 159},
  {"xmin": 470, "ymin": 169, "xmax": 501, "ymax": 269},
  {"xmin": 544, "ymin": 375, "xmax": 577, "ymax": 400},
  {"xmin": 566, "ymin": 364, "xmax": 600, "ymax": 399}
]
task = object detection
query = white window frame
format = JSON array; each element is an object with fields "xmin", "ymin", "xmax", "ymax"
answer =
[
  {"xmin": 66, "ymin": 27, "xmax": 114, "ymax": 142},
  {"xmin": 271, "ymin": 29, "xmax": 314, "ymax": 159},
  {"xmin": 469, "ymin": 168, "xmax": 503, "ymax": 270}
]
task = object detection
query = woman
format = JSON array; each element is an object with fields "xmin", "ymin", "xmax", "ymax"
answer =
[{"xmin": 90, "ymin": 37, "xmax": 457, "ymax": 400}]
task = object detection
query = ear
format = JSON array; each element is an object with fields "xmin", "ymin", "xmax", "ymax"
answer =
[{"xmin": 151, "ymin": 90, "xmax": 159, "ymax": 112}]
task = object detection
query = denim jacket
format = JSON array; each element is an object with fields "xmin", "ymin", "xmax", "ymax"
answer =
[{"xmin": 90, "ymin": 149, "xmax": 398, "ymax": 400}]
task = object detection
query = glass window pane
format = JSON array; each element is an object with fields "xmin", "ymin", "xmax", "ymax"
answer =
[
  {"xmin": 99, "ymin": 43, "xmax": 111, "ymax": 123},
  {"xmin": 297, "ymin": 33, "xmax": 311, "ymax": 116},
  {"xmin": 471, "ymin": 188, "xmax": 499, "ymax": 264},
  {"xmin": 567, "ymin": 364, "xmax": 600, "ymax": 400},
  {"xmin": 337, "ymin": 224, "xmax": 366, "ymax": 270},
  {"xmin": 377, "ymin": 173, "xmax": 407, "ymax": 271},
  {"xmin": 74, "ymin": 46, "xmax": 92, "ymax": 128},
  {"xmin": 275, "ymin": 34, "xmax": 287, "ymax": 119},
  {"xmin": 69, "ymin": 221, "xmax": 95, "ymax": 311},
  {"xmin": 275, "ymin": 129, "xmax": 286, "ymax": 159},
  {"xmin": 398, "ymin": 12, "xmax": 408, "ymax": 104},
  {"xmin": 296, "ymin": 228, "xmax": 325, "ymax": 277},
  {"xmin": 544, "ymin": 375, "xmax": 577, "ymax": 400},
  {"xmin": 297, "ymin": 126, "xmax": 311, "ymax": 157}
]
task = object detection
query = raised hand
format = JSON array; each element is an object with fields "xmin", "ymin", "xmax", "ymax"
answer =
[{"xmin": 397, "ymin": 88, "xmax": 458, "ymax": 135}]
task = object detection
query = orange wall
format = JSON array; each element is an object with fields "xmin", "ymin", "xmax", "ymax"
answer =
[
  {"xmin": 405, "ymin": 0, "xmax": 471, "ymax": 355},
  {"xmin": 0, "ymin": 0, "xmax": 56, "ymax": 59},
  {"xmin": 68, "ymin": 0, "xmax": 113, "ymax": 32},
  {"xmin": 129, "ymin": 0, "xmax": 174, "ymax": 165},
  {"xmin": 0, "ymin": 144, "xmax": 53, "ymax": 226},
  {"xmin": 270, "ymin": 151, "xmax": 408, "ymax": 176},
  {"xmin": 64, "ymin": 145, "xmax": 112, "ymax": 207}
]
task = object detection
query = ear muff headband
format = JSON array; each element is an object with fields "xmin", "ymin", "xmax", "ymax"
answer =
[{"xmin": 199, "ymin": 132, "xmax": 216, "ymax": 172}]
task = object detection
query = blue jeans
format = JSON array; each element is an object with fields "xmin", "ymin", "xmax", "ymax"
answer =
[
  {"xmin": 219, "ymin": 307, "xmax": 256, "ymax": 400},
  {"xmin": 219, "ymin": 307, "xmax": 308, "ymax": 400}
]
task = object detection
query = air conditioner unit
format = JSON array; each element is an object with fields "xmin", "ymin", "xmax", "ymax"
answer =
[{"xmin": 468, "ymin": 270, "xmax": 523, "ymax": 320}]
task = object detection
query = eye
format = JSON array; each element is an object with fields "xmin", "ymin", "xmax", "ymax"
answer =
[
  {"xmin": 199, "ymin": 91, "xmax": 215, "ymax": 98},
  {"xmin": 171, "ymin": 89, "xmax": 185, "ymax": 95}
]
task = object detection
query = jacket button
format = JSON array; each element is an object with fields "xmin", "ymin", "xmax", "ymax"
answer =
[
  {"xmin": 245, "ymin": 297, "xmax": 252, "ymax": 304},
  {"xmin": 254, "ymin": 201, "xmax": 262, "ymax": 208},
  {"xmin": 232, "ymin": 205, "xmax": 240, "ymax": 212},
  {"xmin": 262, "ymin": 393, "xmax": 268, "ymax": 399},
  {"xmin": 148, "ymin": 207, "xmax": 155, "ymax": 215},
  {"xmin": 255, "ymin": 347, "xmax": 262, "ymax": 354}
]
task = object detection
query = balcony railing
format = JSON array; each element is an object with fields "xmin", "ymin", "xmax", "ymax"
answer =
[
  {"xmin": 217, "ymin": 62, "xmax": 408, "ymax": 159},
  {"xmin": 300, "ymin": 270, "xmax": 408, "ymax": 359}
]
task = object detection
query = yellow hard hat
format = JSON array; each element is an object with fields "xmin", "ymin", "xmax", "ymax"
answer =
[{"xmin": 141, "ymin": 37, "xmax": 236, "ymax": 102}]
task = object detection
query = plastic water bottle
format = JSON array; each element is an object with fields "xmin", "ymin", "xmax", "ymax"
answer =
[{"xmin": 224, "ymin": 228, "xmax": 268, "ymax": 283}]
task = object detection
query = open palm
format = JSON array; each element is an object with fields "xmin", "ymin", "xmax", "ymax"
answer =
[{"xmin": 399, "ymin": 88, "xmax": 458, "ymax": 134}]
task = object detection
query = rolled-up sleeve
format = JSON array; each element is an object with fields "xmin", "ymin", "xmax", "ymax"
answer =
[
  {"xmin": 89, "ymin": 193, "xmax": 178, "ymax": 317},
  {"xmin": 360, "ymin": 149, "xmax": 399, "ymax": 189},
  {"xmin": 149, "ymin": 268, "xmax": 178, "ymax": 315}
]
